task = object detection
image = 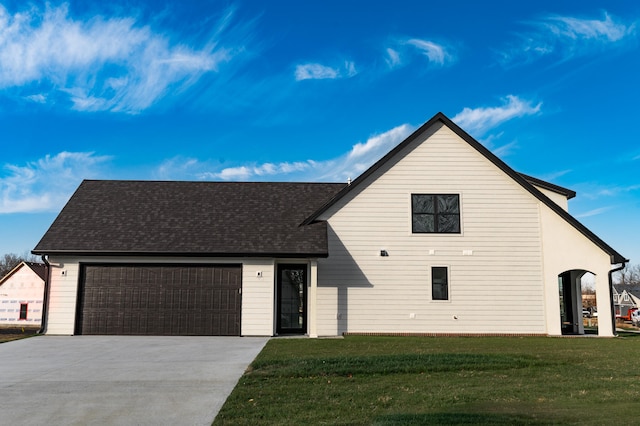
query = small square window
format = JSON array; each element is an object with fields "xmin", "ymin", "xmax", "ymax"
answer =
[
  {"xmin": 432, "ymin": 267, "xmax": 449, "ymax": 301},
  {"xmin": 19, "ymin": 303, "xmax": 28, "ymax": 320},
  {"xmin": 412, "ymin": 194, "xmax": 460, "ymax": 233}
]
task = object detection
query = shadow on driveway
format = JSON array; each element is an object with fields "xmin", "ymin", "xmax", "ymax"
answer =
[{"xmin": 0, "ymin": 335, "xmax": 268, "ymax": 425}]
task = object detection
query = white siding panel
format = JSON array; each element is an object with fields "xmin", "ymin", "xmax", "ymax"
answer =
[
  {"xmin": 534, "ymin": 186, "xmax": 569, "ymax": 211},
  {"xmin": 45, "ymin": 257, "xmax": 80, "ymax": 335},
  {"xmin": 539, "ymin": 205, "xmax": 614, "ymax": 336},
  {"xmin": 241, "ymin": 259, "xmax": 274, "ymax": 336},
  {"xmin": 317, "ymin": 125, "xmax": 546, "ymax": 335},
  {"xmin": 44, "ymin": 256, "xmax": 275, "ymax": 336}
]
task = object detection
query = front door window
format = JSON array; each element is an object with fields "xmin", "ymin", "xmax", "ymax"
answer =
[{"xmin": 277, "ymin": 264, "xmax": 307, "ymax": 334}]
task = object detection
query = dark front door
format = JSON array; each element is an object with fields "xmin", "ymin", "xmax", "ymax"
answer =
[{"xmin": 277, "ymin": 264, "xmax": 307, "ymax": 334}]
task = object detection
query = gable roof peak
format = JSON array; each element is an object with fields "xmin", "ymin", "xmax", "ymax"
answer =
[
  {"xmin": 0, "ymin": 261, "xmax": 46, "ymax": 285},
  {"xmin": 302, "ymin": 111, "xmax": 626, "ymax": 265}
]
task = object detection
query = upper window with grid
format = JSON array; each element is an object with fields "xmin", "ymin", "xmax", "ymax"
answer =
[{"xmin": 411, "ymin": 194, "xmax": 460, "ymax": 234}]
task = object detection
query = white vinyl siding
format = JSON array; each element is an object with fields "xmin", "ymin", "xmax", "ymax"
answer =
[
  {"xmin": 44, "ymin": 256, "xmax": 276, "ymax": 336},
  {"xmin": 316, "ymin": 124, "xmax": 546, "ymax": 335},
  {"xmin": 240, "ymin": 259, "xmax": 275, "ymax": 336},
  {"xmin": 533, "ymin": 185, "xmax": 569, "ymax": 211},
  {"xmin": 45, "ymin": 257, "xmax": 80, "ymax": 335}
]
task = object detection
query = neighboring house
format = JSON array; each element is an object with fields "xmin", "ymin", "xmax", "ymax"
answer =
[
  {"xmin": 582, "ymin": 293, "xmax": 597, "ymax": 310},
  {"xmin": 32, "ymin": 112, "xmax": 627, "ymax": 337},
  {"xmin": 613, "ymin": 287, "xmax": 640, "ymax": 319},
  {"xmin": 0, "ymin": 261, "xmax": 46, "ymax": 326}
]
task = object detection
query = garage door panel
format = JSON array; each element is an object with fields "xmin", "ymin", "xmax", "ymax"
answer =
[{"xmin": 77, "ymin": 264, "xmax": 242, "ymax": 336}]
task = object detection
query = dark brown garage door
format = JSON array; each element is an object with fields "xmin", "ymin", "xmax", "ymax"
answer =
[{"xmin": 76, "ymin": 264, "xmax": 242, "ymax": 335}]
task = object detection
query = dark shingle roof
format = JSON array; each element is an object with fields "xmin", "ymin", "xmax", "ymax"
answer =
[
  {"xmin": 25, "ymin": 262, "xmax": 47, "ymax": 281},
  {"xmin": 33, "ymin": 180, "xmax": 346, "ymax": 257}
]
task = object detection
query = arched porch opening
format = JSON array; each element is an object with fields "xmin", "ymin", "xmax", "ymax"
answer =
[{"xmin": 559, "ymin": 269, "xmax": 596, "ymax": 335}]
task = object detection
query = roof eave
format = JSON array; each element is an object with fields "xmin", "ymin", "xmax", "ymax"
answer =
[
  {"xmin": 0, "ymin": 261, "xmax": 25, "ymax": 285},
  {"xmin": 31, "ymin": 250, "xmax": 330, "ymax": 259},
  {"xmin": 518, "ymin": 173, "xmax": 577, "ymax": 199}
]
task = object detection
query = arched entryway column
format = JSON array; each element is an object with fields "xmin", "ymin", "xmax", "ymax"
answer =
[{"xmin": 558, "ymin": 270, "xmax": 589, "ymax": 335}]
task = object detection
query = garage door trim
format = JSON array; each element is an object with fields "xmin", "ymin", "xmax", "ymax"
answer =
[{"xmin": 75, "ymin": 263, "xmax": 242, "ymax": 336}]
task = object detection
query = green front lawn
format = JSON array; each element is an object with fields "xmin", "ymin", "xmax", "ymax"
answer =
[{"xmin": 215, "ymin": 334, "xmax": 640, "ymax": 425}]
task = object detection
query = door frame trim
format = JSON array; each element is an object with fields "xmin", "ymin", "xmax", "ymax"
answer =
[{"xmin": 275, "ymin": 263, "xmax": 308, "ymax": 335}]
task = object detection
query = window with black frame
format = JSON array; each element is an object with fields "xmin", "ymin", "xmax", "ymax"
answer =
[
  {"xmin": 431, "ymin": 266, "xmax": 449, "ymax": 301},
  {"xmin": 412, "ymin": 194, "xmax": 460, "ymax": 233}
]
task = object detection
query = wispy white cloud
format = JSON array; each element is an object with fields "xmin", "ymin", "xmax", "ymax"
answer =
[
  {"xmin": 204, "ymin": 161, "xmax": 314, "ymax": 180},
  {"xmin": 385, "ymin": 48, "xmax": 401, "ymax": 67},
  {"xmin": 173, "ymin": 124, "xmax": 415, "ymax": 182},
  {"xmin": 596, "ymin": 184, "xmax": 640, "ymax": 197},
  {"xmin": 405, "ymin": 38, "xmax": 451, "ymax": 65},
  {"xmin": 384, "ymin": 37, "xmax": 455, "ymax": 69},
  {"xmin": 344, "ymin": 61, "xmax": 358, "ymax": 77},
  {"xmin": 25, "ymin": 93, "xmax": 47, "ymax": 104},
  {"xmin": 477, "ymin": 132, "xmax": 517, "ymax": 158},
  {"xmin": 338, "ymin": 124, "xmax": 414, "ymax": 179},
  {"xmin": 500, "ymin": 12, "xmax": 636, "ymax": 65},
  {"xmin": 294, "ymin": 60, "xmax": 358, "ymax": 81},
  {"xmin": 295, "ymin": 63, "xmax": 338, "ymax": 81},
  {"xmin": 491, "ymin": 141, "xmax": 519, "ymax": 158},
  {"xmin": 0, "ymin": 3, "xmax": 244, "ymax": 113},
  {"xmin": 452, "ymin": 95, "xmax": 542, "ymax": 136},
  {"xmin": 0, "ymin": 152, "xmax": 111, "ymax": 213},
  {"xmin": 575, "ymin": 206, "xmax": 614, "ymax": 219},
  {"xmin": 214, "ymin": 166, "xmax": 252, "ymax": 180},
  {"xmin": 538, "ymin": 170, "xmax": 572, "ymax": 182},
  {"xmin": 577, "ymin": 181, "xmax": 640, "ymax": 201},
  {"xmin": 154, "ymin": 156, "xmax": 200, "ymax": 180},
  {"xmin": 546, "ymin": 13, "xmax": 631, "ymax": 42}
]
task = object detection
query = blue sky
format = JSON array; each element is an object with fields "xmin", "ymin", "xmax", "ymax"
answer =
[{"xmin": 0, "ymin": 1, "xmax": 638, "ymax": 264}]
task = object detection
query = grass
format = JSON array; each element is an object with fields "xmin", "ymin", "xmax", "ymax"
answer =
[
  {"xmin": 214, "ymin": 334, "xmax": 640, "ymax": 425},
  {"xmin": 0, "ymin": 326, "xmax": 40, "ymax": 343}
]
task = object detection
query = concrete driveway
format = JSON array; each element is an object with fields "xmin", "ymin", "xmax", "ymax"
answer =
[{"xmin": 0, "ymin": 335, "xmax": 268, "ymax": 425}]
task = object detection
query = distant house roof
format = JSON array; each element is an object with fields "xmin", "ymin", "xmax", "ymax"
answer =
[
  {"xmin": 0, "ymin": 261, "xmax": 46, "ymax": 285},
  {"xmin": 302, "ymin": 112, "xmax": 626, "ymax": 265},
  {"xmin": 25, "ymin": 262, "xmax": 47, "ymax": 281},
  {"xmin": 33, "ymin": 181, "xmax": 346, "ymax": 257}
]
